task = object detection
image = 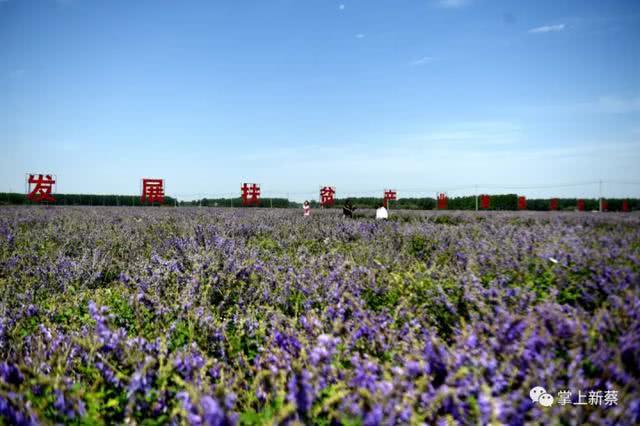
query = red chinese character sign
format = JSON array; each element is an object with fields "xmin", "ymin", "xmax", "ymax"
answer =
[
  {"xmin": 601, "ymin": 199, "xmax": 608, "ymax": 212},
  {"xmin": 518, "ymin": 196, "xmax": 526, "ymax": 210},
  {"xmin": 549, "ymin": 198, "xmax": 558, "ymax": 211},
  {"xmin": 480, "ymin": 195, "xmax": 490, "ymax": 209},
  {"xmin": 622, "ymin": 200, "xmax": 630, "ymax": 212},
  {"xmin": 437, "ymin": 193, "xmax": 448, "ymax": 210},
  {"xmin": 383, "ymin": 190, "xmax": 397, "ymax": 208},
  {"xmin": 241, "ymin": 183, "xmax": 260, "ymax": 206},
  {"xmin": 26, "ymin": 174, "xmax": 56, "ymax": 203},
  {"xmin": 577, "ymin": 199, "xmax": 585, "ymax": 211},
  {"xmin": 320, "ymin": 186, "xmax": 335, "ymax": 207},
  {"xmin": 141, "ymin": 179, "xmax": 165, "ymax": 204}
]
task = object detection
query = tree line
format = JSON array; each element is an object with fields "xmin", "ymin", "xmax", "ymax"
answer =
[
  {"xmin": 0, "ymin": 193, "xmax": 177, "ymax": 206},
  {"xmin": 0, "ymin": 193, "xmax": 637, "ymax": 211}
]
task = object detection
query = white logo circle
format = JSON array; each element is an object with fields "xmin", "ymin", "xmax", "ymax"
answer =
[
  {"xmin": 539, "ymin": 393, "xmax": 554, "ymax": 407},
  {"xmin": 530, "ymin": 386, "xmax": 547, "ymax": 402}
]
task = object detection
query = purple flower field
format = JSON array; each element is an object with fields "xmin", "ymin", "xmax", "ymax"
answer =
[{"xmin": 0, "ymin": 206, "xmax": 639, "ymax": 425}]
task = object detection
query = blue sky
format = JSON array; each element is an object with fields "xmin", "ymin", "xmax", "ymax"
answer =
[{"xmin": 1, "ymin": 0, "xmax": 639, "ymax": 201}]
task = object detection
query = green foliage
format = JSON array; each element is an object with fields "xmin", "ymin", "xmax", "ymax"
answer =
[
  {"xmin": 431, "ymin": 215, "xmax": 464, "ymax": 225},
  {"xmin": 408, "ymin": 234, "xmax": 436, "ymax": 260},
  {"xmin": 169, "ymin": 320, "xmax": 193, "ymax": 351},
  {"xmin": 226, "ymin": 319, "xmax": 264, "ymax": 360},
  {"xmin": 248, "ymin": 235, "xmax": 282, "ymax": 255},
  {"xmin": 362, "ymin": 286, "xmax": 402, "ymax": 312},
  {"xmin": 239, "ymin": 396, "xmax": 287, "ymax": 425}
]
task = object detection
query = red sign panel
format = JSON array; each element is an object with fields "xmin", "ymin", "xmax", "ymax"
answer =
[
  {"xmin": 437, "ymin": 193, "xmax": 448, "ymax": 210},
  {"xmin": 518, "ymin": 196, "xmax": 526, "ymax": 210},
  {"xmin": 26, "ymin": 174, "xmax": 56, "ymax": 203},
  {"xmin": 320, "ymin": 186, "xmax": 335, "ymax": 207},
  {"xmin": 601, "ymin": 200, "xmax": 608, "ymax": 212},
  {"xmin": 577, "ymin": 199, "xmax": 585, "ymax": 211},
  {"xmin": 241, "ymin": 183, "xmax": 260, "ymax": 206},
  {"xmin": 383, "ymin": 189, "xmax": 397, "ymax": 208},
  {"xmin": 141, "ymin": 179, "xmax": 165, "ymax": 204},
  {"xmin": 622, "ymin": 200, "xmax": 630, "ymax": 212},
  {"xmin": 549, "ymin": 198, "xmax": 558, "ymax": 211},
  {"xmin": 480, "ymin": 195, "xmax": 490, "ymax": 209}
]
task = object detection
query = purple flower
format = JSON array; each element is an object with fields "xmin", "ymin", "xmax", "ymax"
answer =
[
  {"xmin": 26, "ymin": 305, "xmax": 38, "ymax": 317},
  {"xmin": 287, "ymin": 370, "xmax": 314, "ymax": 419},
  {"xmin": 0, "ymin": 362, "xmax": 23, "ymax": 385},
  {"xmin": 363, "ymin": 404, "xmax": 383, "ymax": 426},
  {"xmin": 0, "ymin": 396, "xmax": 39, "ymax": 426},
  {"xmin": 174, "ymin": 348, "xmax": 206, "ymax": 381}
]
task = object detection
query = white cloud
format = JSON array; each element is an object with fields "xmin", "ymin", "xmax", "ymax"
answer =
[
  {"xmin": 339, "ymin": 4, "xmax": 345, "ymax": 10},
  {"xmin": 221, "ymin": 119, "xmax": 640, "ymax": 200},
  {"xmin": 437, "ymin": 0, "xmax": 470, "ymax": 8},
  {"xmin": 528, "ymin": 24, "xmax": 566, "ymax": 34},
  {"xmin": 410, "ymin": 56, "xmax": 434, "ymax": 66},
  {"xmin": 355, "ymin": 33, "xmax": 365, "ymax": 39}
]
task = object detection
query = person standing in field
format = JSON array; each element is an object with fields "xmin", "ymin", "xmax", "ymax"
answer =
[
  {"xmin": 343, "ymin": 199, "xmax": 355, "ymax": 218},
  {"xmin": 303, "ymin": 200, "xmax": 311, "ymax": 217},
  {"xmin": 376, "ymin": 203, "xmax": 388, "ymax": 220}
]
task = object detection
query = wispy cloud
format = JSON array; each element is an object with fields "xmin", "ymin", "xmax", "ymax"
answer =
[
  {"xmin": 410, "ymin": 56, "xmax": 434, "ymax": 66},
  {"xmin": 437, "ymin": 0, "xmax": 470, "ymax": 9},
  {"xmin": 355, "ymin": 33, "xmax": 365, "ymax": 39},
  {"xmin": 528, "ymin": 24, "xmax": 566, "ymax": 34},
  {"xmin": 233, "ymin": 119, "xmax": 640, "ymax": 199},
  {"xmin": 339, "ymin": 4, "xmax": 345, "ymax": 10}
]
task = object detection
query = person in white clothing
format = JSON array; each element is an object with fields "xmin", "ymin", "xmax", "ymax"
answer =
[
  {"xmin": 376, "ymin": 203, "xmax": 388, "ymax": 220},
  {"xmin": 303, "ymin": 201, "xmax": 311, "ymax": 217}
]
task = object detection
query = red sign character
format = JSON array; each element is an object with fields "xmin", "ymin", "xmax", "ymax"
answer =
[
  {"xmin": 437, "ymin": 193, "xmax": 448, "ymax": 210},
  {"xmin": 577, "ymin": 199, "xmax": 585, "ymax": 211},
  {"xmin": 27, "ymin": 174, "xmax": 56, "ymax": 203},
  {"xmin": 622, "ymin": 200, "xmax": 630, "ymax": 212},
  {"xmin": 601, "ymin": 199, "xmax": 608, "ymax": 212},
  {"xmin": 549, "ymin": 198, "xmax": 558, "ymax": 211},
  {"xmin": 141, "ymin": 179, "xmax": 165, "ymax": 204},
  {"xmin": 383, "ymin": 190, "xmax": 397, "ymax": 208},
  {"xmin": 241, "ymin": 183, "xmax": 260, "ymax": 206},
  {"xmin": 518, "ymin": 196, "xmax": 526, "ymax": 210},
  {"xmin": 480, "ymin": 195, "xmax": 490, "ymax": 209},
  {"xmin": 320, "ymin": 186, "xmax": 335, "ymax": 207}
]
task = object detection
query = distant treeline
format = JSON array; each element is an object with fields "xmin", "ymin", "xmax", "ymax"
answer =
[
  {"xmin": 0, "ymin": 193, "xmax": 637, "ymax": 211},
  {"xmin": 0, "ymin": 193, "xmax": 177, "ymax": 206},
  {"xmin": 305, "ymin": 195, "xmax": 639, "ymax": 211},
  {"xmin": 179, "ymin": 198, "xmax": 290, "ymax": 208}
]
